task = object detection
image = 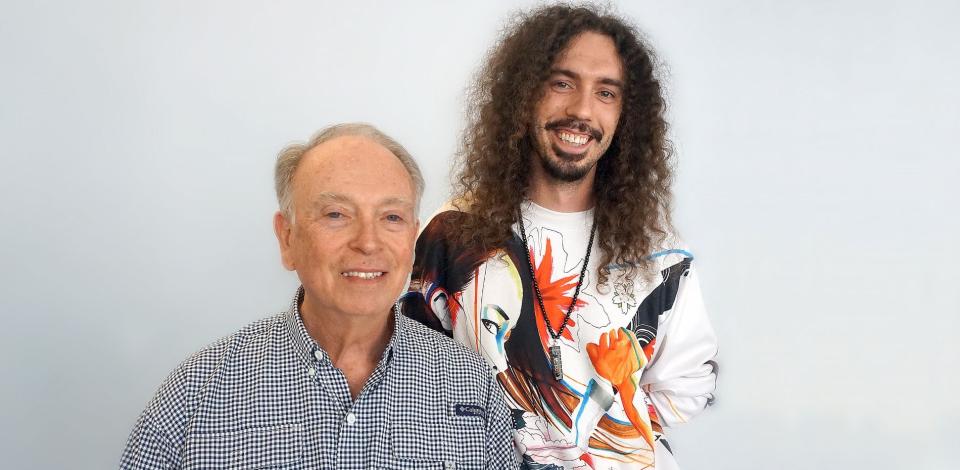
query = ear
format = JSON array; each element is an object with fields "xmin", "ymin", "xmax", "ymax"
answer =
[{"xmin": 273, "ymin": 211, "xmax": 296, "ymax": 271}]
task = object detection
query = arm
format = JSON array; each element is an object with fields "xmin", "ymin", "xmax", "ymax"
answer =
[{"xmin": 638, "ymin": 264, "xmax": 719, "ymax": 427}]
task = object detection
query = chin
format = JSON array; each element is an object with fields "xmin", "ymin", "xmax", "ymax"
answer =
[
  {"xmin": 539, "ymin": 147, "xmax": 598, "ymax": 179},
  {"xmin": 353, "ymin": 301, "xmax": 397, "ymax": 318},
  {"xmin": 544, "ymin": 161, "xmax": 594, "ymax": 182}
]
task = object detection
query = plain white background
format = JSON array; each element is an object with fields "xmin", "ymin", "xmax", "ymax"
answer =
[{"xmin": 1, "ymin": 1, "xmax": 957, "ymax": 468}]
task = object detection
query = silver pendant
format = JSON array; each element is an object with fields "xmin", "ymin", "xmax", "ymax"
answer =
[{"xmin": 549, "ymin": 344, "xmax": 563, "ymax": 380}]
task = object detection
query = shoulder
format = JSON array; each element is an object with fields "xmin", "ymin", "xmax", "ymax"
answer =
[
  {"xmin": 411, "ymin": 204, "xmax": 493, "ymax": 285},
  {"xmin": 173, "ymin": 313, "xmax": 284, "ymax": 383},
  {"xmin": 141, "ymin": 313, "xmax": 287, "ymax": 434},
  {"xmin": 399, "ymin": 315, "xmax": 491, "ymax": 372},
  {"xmin": 605, "ymin": 232, "xmax": 695, "ymax": 276},
  {"xmin": 396, "ymin": 316, "xmax": 499, "ymax": 405},
  {"xmin": 419, "ymin": 203, "xmax": 473, "ymax": 236},
  {"xmin": 647, "ymin": 231, "xmax": 696, "ymax": 271}
]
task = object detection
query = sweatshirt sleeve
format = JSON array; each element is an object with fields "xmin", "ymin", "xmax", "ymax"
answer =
[{"xmin": 639, "ymin": 262, "xmax": 719, "ymax": 427}]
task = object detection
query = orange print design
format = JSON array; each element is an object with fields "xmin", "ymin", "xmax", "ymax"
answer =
[
  {"xmin": 529, "ymin": 238, "xmax": 584, "ymax": 350},
  {"xmin": 643, "ymin": 338, "xmax": 657, "ymax": 362},
  {"xmin": 448, "ymin": 291, "xmax": 463, "ymax": 326},
  {"xmin": 586, "ymin": 328, "xmax": 656, "ymax": 449}
]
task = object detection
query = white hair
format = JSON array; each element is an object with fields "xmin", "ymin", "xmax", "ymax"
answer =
[{"xmin": 274, "ymin": 123, "xmax": 425, "ymax": 222}]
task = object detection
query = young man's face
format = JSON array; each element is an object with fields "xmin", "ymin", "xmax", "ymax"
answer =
[{"xmin": 531, "ymin": 31, "xmax": 625, "ymax": 182}]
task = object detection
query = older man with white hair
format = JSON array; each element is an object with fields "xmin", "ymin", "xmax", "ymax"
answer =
[{"xmin": 120, "ymin": 123, "xmax": 518, "ymax": 469}]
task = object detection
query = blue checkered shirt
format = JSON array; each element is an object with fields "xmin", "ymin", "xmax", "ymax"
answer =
[{"xmin": 120, "ymin": 290, "xmax": 519, "ymax": 469}]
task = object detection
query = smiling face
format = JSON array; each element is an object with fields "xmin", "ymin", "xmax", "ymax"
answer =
[
  {"xmin": 274, "ymin": 135, "xmax": 419, "ymax": 321},
  {"xmin": 531, "ymin": 31, "xmax": 624, "ymax": 182}
]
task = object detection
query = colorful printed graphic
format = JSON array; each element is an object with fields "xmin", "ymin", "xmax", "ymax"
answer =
[{"xmin": 403, "ymin": 210, "xmax": 694, "ymax": 469}]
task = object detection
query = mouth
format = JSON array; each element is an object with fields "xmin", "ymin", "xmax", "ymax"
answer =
[
  {"xmin": 340, "ymin": 271, "xmax": 386, "ymax": 280},
  {"xmin": 551, "ymin": 129, "xmax": 593, "ymax": 155}
]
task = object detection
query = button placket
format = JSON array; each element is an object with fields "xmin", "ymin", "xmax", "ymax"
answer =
[{"xmin": 312, "ymin": 349, "xmax": 352, "ymax": 414}]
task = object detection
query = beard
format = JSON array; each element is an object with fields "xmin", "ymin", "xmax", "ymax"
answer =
[
  {"xmin": 532, "ymin": 117, "xmax": 610, "ymax": 182},
  {"xmin": 538, "ymin": 145, "xmax": 595, "ymax": 182}
]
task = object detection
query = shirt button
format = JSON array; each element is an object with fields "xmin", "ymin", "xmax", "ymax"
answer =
[
  {"xmin": 345, "ymin": 412, "xmax": 357, "ymax": 425},
  {"xmin": 307, "ymin": 367, "xmax": 316, "ymax": 377},
  {"xmin": 444, "ymin": 461, "xmax": 455, "ymax": 470},
  {"xmin": 313, "ymin": 350, "xmax": 324, "ymax": 361}
]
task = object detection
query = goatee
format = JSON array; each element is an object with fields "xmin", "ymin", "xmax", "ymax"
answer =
[{"xmin": 539, "ymin": 146, "xmax": 593, "ymax": 182}]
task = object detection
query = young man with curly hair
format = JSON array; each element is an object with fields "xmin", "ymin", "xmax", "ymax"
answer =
[{"xmin": 402, "ymin": 5, "xmax": 719, "ymax": 469}]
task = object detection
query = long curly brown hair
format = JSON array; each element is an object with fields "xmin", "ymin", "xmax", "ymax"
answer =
[{"xmin": 452, "ymin": 4, "xmax": 675, "ymax": 285}]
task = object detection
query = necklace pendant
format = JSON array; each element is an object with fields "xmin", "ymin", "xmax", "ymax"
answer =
[{"xmin": 549, "ymin": 344, "xmax": 563, "ymax": 380}]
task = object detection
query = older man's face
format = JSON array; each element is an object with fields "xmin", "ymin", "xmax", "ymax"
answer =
[{"xmin": 275, "ymin": 136, "xmax": 418, "ymax": 320}]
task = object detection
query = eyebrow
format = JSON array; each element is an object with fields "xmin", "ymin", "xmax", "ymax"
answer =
[
  {"xmin": 551, "ymin": 68, "xmax": 624, "ymax": 89},
  {"xmin": 313, "ymin": 192, "xmax": 414, "ymax": 208},
  {"xmin": 485, "ymin": 305, "xmax": 511, "ymax": 321}
]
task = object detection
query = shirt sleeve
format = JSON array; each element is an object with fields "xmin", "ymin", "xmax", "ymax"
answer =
[
  {"xmin": 639, "ymin": 263, "xmax": 719, "ymax": 427},
  {"xmin": 119, "ymin": 366, "xmax": 189, "ymax": 469},
  {"xmin": 120, "ymin": 410, "xmax": 180, "ymax": 469},
  {"xmin": 484, "ymin": 371, "xmax": 520, "ymax": 469},
  {"xmin": 120, "ymin": 337, "xmax": 229, "ymax": 469}
]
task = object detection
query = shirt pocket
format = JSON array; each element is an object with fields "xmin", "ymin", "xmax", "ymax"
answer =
[
  {"xmin": 386, "ymin": 459, "xmax": 479, "ymax": 470},
  {"xmin": 183, "ymin": 423, "xmax": 304, "ymax": 469},
  {"xmin": 390, "ymin": 415, "xmax": 487, "ymax": 470}
]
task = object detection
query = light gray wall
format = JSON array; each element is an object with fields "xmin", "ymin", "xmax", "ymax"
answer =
[{"xmin": 1, "ymin": 1, "xmax": 957, "ymax": 468}]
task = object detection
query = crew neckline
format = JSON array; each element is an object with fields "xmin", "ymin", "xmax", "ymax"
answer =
[
  {"xmin": 523, "ymin": 199, "xmax": 594, "ymax": 217},
  {"xmin": 521, "ymin": 200, "xmax": 595, "ymax": 230}
]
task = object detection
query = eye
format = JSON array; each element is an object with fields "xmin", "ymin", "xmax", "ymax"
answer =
[
  {"xmin": 385, "ymin": 214, "xmax": 404, "ymax": 223},
  {"xmin": 326, "ymin": 212, "xmax": 343, "ymax": 219},
  {"xmin": 552, "ymin": 80, "xmax": 573, "ymax": 91},
  {"xmin": 481, "ymin": 318, "xmax": 499, "ymax": 334},
  {"xmin": 598, "ymin": 90, "xmax": 617, "ymax": 101}
]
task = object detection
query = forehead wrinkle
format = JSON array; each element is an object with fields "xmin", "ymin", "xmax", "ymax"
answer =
[
  {"xmin": 313, "ymin": 191, "xmax": 352, "ymax": 205},
  {"xmin": 311, "ymin": 192, "xmax": 414, "ymax": 210},
  {"xmin": 379, "ymin": 196, "xmax": 415, "ymax": 210}
]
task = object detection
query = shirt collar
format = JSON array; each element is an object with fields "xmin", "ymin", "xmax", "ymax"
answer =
[{"xmin": 283, "ymin": 287, "xmax": 406, "ymax": 370}]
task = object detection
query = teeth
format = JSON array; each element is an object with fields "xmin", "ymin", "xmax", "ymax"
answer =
[
  {"xmin": 558, "ymin": 131, "xmax": 589, "ymax": 146},
  {"xmin": 342, "ymin": 271, "xmax": 384, "ymax": 280}
]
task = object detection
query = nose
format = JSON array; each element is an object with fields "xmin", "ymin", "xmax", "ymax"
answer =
[
  {"xmin": 564, "ymin": 87, "xmax": 594, "ymax": 122},
  {"xmin": 348, "ymin": 217, "xmax": 382, "ymax": 255}
]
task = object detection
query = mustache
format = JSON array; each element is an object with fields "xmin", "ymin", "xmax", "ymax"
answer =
[{"xmin": 543, "ymin": 118, "xmax": 603, "ymax": 142}]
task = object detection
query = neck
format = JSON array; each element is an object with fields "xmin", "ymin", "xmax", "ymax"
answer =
[
  {"xmin": 299, "ymin": 295, "xmax": 393, "ymax": 368},
  {"xmin": 527, "ymin": 163, "xmax": 596, "ymax": 212}
]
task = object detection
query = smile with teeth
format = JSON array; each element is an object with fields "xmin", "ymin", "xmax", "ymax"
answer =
[
  {"xmin": 341, "ymin": 271, "xmax": 385, "ymax": 280},
  {"xmin": 557, "ymin": 131, "xmax": 590, "ymax": 146}
]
